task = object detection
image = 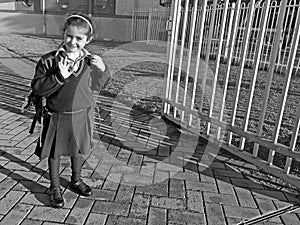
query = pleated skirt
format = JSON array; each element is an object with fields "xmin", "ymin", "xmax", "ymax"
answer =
[{"xmin": 35, "ymin": 107, "xmax": 94, "ymax": 160}]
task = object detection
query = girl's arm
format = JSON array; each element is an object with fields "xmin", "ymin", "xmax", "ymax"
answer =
[
  {"xmin": 89, "ymin": 55, "xmax": 111, "ymax": 92},
  {"xmin": 31, "ymin": 56, "xmax": 66, "ymax": 97}
]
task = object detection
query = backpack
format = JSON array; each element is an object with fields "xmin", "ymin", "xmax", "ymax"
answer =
[{"xmin": 21, "ymin": 90, "xmax": 48, "ymax": 134}]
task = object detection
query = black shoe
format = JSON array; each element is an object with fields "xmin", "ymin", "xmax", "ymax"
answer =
[
  {"xmin": 49, "ymin": 187, "xmax": 64, "ymax": 208},
  {"xmin": 69, "ymin": 179, "xmax": 92, "ymax": 196}
]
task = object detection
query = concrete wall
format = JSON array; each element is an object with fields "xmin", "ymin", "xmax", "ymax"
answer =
[
  {"xmin": 115, "ymin": 0, "xmax": 161, "ymax": 15},
  {"xmin": 0, "ymin": 0, "xmax": 161, "ymax": 42},
  {"xmin": 0, "ymin": 12, "xmax": 132, "ymax": 42},
  {"xmin": 44, "ymin": 14, "xmax": 132, "ymax": 41},
  {"xmin": 0, "ymin": 12, "xmax": 44, "ymax": 34}
]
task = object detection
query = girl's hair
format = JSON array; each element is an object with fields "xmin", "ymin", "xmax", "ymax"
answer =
[{"xmin": 62, "ymin": 13, "xmax": 95, "ymax": 38}]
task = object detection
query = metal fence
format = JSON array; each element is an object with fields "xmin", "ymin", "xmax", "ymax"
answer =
[
  {"xmin": 131, "ymin": 8, "xmax": 170, "ymax": 43},
  {"xmin": 161, "ymin": 0, "xmax": 300, "ymax": 188},
  {"xmin": 132, "ymin": 0, "xmax": 300, "ymax": 74}
]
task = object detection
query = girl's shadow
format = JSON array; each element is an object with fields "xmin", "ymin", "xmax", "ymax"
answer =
[{"xmin": 0, "ymin": 149, "xmax": 69, "ymax": 206}]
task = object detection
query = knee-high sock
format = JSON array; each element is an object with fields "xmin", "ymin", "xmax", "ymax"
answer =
[
  {"xmin": 48, "ymin": 157, "xmax": 61, "ymax": 189},
  {"xmin": 71, "ymin": 155, "xmax": 82, "ymax": 182}
]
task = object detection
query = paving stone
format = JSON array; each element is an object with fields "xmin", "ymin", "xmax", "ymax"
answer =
[
  {"xmin": 231, "ymin": 177, "xmax": 265, "ymax": 190},
  {"xmin": 10, "ymin": 171, "xmax": 41, "ymax": 181},
  {"xmin": 205, "ymin": 203, "xmax": 226, "ymax": 225},
  {"xmin": 128, "ymin": 152, "xmax": 143, "ymax": 166},
  {"xmin": 92, "ymin": 189, "xmax": 115, "ymax": 201},
  {"xmin": 20, "ymin": 218, "xmax": 43, "ymax": 225},
  {"xmin": 0, "ymin": 173, "xmax": 7, "ymax": 183},
  {"xmin": 1, "ymin": 115, "xmax": 21, "ymax": 125},
  {"xmin": 136, "ymin": 180, "xmax": 168, "ymax": 197},
  {"xmin": 0, "ymin": 128, "xmax": 10, "ymax": 134},
  {"xmin": 154, "ymin": 170, "xmax": 169, "ymax": 183},
  {"xmin": 110, "ymin": 164, "xmax": 137, "ymax": 174},
  {"xmin": 148, "ymin": 207, "xmax": 166, "ymax": 225},
  {"xmin": 42, "ymin": 222, "xmax": 67, "ymax": 225},
  {"xmin": 1, "ymin": 147, "xmax": 23, "ymax": 155},
  {"xmin": 20, "ymin": 192, "xmax": 50, "ymax": 206},
  {"xmin": 215, "ymin": 176, "xmax": 235, "ymax": 194},
  {"xmin": 0, "ymin": 112, "xmax": 15, "ymax": 120},
  {"xmin": 102, "ymin": 175, "xmax": 121, "ymax": 190},
  {"xmin": 223, "ymin": 205, "xmax": 260, "ymax": 219},
  {"xmin": 155, "ymin": 162, "xmax": 182, "ymax": 172},
  {"xmin": 0, "ymin": 203, "xmax": 33, "ymax": 225},
  {"xmin": 0, "ymin": 177, "xmax": 18, "ymax": 199},
  {"xmin": 0, "ymin": 134, "xmax": 14, "ymax": 140},
  {"xmin": 122, "ymin": 173, "xmax": 153, "ymax": 185},
  {"xmin": 200, "ymin": 172, "xmax": 216, "ymax": 184},
  {"xmin": 92, "ymin": 201, "xmax": 130, "ymax": 216},
  {"xmin": 279, "ymin": 213, "xmax": 300, "ymax": 225},
  {"xmin": 6, "ymin": 125, "xmax": 28, "ymax": 135},
  {"xmin": 106, "ymin": 215, "xmax": 146, "ymax": 225},
  {"xmin": 85, "ymin": 213, "xmax": 107, "ymax": 225},
  {"xmin": 65, "ymin": 198, "xmax": 94, "ymax": 224},
  {"xmin": 253, "ymin": 190, "xmax": 288, "ymax": 202},
  {"xmin": 13, "ymin": 180, "xmax": 47, "ymax": 193},
  {"xmin": 4, "ymin": 161, "xmax": 33, "ymax": 171},
  {"xmin": 172, "ymin": 171, "xmax": 200, "ymax": 181},
  {"xmin": 0, "ymin": 190, "xmax": 25, "ymax": 214},
  {"xmin": 203, "ymin": 192, "xmax": 238, "ymax": 206},
  {"xmin": 151, "ymin": 196, "xmax": 185, "ymax": 210},
  {"xmin": 234, "ymin": 187, "xmax": 257, "ymax": 208},
  {"xmin": 10, "ymin": 130, "xmax": 30, "ymax": 141},
  {"xmin": 226, "ymin": 217, "xmax": 245, "ymax": 224},
  {"xmin": 5, "ymin": 121, "xmax": 24, "ymax": 130},
  {"xmin": 255, "ymin": 198, "xmax": 283, "ymax": 223},
  {"xmin": 0, "ymin": 139, "xmax": 19, "ymax": 146},
  {"xmin": 115, "ymin": 184, "xmax": 135, "ymax": 203},
  {"xmin": 63, "ymin": 189, "xmax": 78, "ymax": 209},
  {"xmin": 130, "ymin": 194, "xmax": 150, "ymax": 218},
  {"xmin": 209, "ymin": 161, "xmax": 226, "ymax": 169},
  {"xmin": 140, "ymin": 162, "xmax": 155, "ymax": 177},
  {"xmin": 168, "ymin": 209, "xmax": 205, "ymax": 225},
  {"xmin": 169, "ymin": 178, "xmax": 185, "ymax": 198},
  {"xmin": 187, "ymin": 190, "xmax": 204, "ymax": 213},
  {"xmin": 27, "ymin": 206, "xmax": 69, "ymax": 222},
  {"xmin": 186, "ymin": 180, "xmax": 218, "ymax": 192},
  {"xmin": 213, "ymin": 168, "xmax": 244, "ymax": 178}
]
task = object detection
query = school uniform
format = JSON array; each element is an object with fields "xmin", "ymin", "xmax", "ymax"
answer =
[{"xmin": 32, "ymin": 45, "xmax": 110, "ymax": 160}]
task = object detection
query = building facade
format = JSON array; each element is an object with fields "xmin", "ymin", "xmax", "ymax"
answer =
[{"xmin": 0, "ymin": 0, "xmax": 165, "ymax": 41}]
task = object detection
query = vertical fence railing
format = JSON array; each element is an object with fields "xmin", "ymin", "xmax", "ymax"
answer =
[
  {"xmin": 132, "ymin": 0, "xmax": 300, "ymax": 74},
  {"xmin": 162, "ymin": 0, "xmax": 300, "ymax": 189}
]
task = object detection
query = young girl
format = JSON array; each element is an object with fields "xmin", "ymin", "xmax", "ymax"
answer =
[{"xmin": 32, "ymin": 13, "xmax": 110, "ymax": 208}]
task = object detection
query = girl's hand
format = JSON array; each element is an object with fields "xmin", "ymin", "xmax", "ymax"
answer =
[
  {"xmin": 90, "ymin": 55, "xmax": 106, "ymax": 72},
  {"xmin": 58, "ymin": 56, "xmax": 73, "ymax": 79}
]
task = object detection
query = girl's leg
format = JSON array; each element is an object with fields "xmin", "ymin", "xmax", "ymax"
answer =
[
  {"xmin": 48, "ymin": 156, "xmax": 64, "ymax": 208},
  {"xmin": 70, "ymin": 155, "xmax": 92, "ymax": 196},
  {"xmin": 70, "ymin": 155, "xmax": 82, "ymax": 182},
  {"xmin": 48, "ymin": 156, "xmax": 61, "ymax": 188}
]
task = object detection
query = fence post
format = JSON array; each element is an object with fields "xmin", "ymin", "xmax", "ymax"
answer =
[
  {"xmin": 88, "ymin": 0, "xmax": 92, "ymax": 17},
  {"xmin": 224, "ymin": 3, "xmax": 235, "ymax": 60},
  {"xmin": 131, "ymin": 10, "xmax": 135, "ymax": 41},
  {"xmin": 147, "ymin": 8, "xmax": 153, "ymax": 44},
  {"xmin": 41, "ymin": 0, "xmax": 46, "ymax": 35},
  {"xmin": 253, "ymin": 0, "xmax": 288, "ymax": 158}
]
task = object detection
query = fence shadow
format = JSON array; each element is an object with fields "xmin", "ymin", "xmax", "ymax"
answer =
[
  {"xmin": 0, "ymin": 59, "xmax": 32, "ymax": 115},
  {"xmin": 93, "ymin": 95, "xmax": 300, "ymax": 208}
]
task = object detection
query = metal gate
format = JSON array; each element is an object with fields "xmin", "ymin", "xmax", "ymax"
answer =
[{"xmin": 163, "ymin": 0, "xmax": 300, "ymax": 188}]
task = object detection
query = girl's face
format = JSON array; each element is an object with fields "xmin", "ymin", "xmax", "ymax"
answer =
[{"xmin": 63, "ymin": 25, "xmax": 91, "ymax": 53}]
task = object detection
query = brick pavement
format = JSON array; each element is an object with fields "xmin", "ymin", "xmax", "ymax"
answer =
[{"xmin": 0, "ymin": 45, "xmax": 300, "ymax": 225}]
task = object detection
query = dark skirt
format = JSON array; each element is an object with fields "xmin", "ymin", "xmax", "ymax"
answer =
[{"xmin": 35, "ymin": 107, "xmax": 94, "ymax": 160}]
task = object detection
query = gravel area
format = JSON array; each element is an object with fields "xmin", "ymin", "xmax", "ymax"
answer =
[{"xmin": 1, "ymin": 33, "xmax": 300, "ymax": 179}]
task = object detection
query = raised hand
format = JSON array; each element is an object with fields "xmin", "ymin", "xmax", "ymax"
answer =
[
  {"xmin": 90, "ymin": 55, "xmax": 106, "ymax": 72},
  {"xmin": 58, "ymin": 56, "xmax": 73, "ymax": 79}
]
